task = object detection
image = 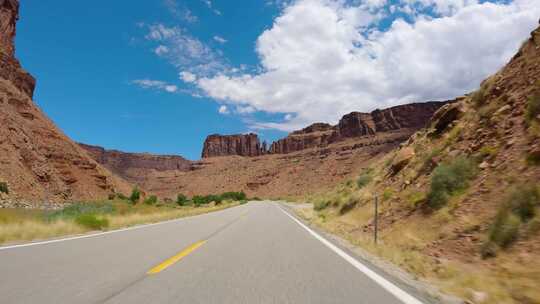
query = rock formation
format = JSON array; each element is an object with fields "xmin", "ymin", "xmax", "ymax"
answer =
[
  {"xmin": 80, "ymin": 143, "xmax": 193, "ymax": 182},
  {"xmin": 0, "ymin": 1, "xmax": 131, "ymax": 205},
  {"xmin": 269, "ymin": 102, "xmax": 447, "ymax": 155},
  {"xmin": 202, "ymin": 133, "xmax": 264, "ymax": 158}
]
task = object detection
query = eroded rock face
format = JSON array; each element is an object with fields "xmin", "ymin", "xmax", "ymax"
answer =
[
  {"xmin": 0, "ymin": 1, "xmax": 131, "ymax": 204},
  {"xmin": 0, "ymin": 0, "xmax": 35, "ymax": 97},
  {"xmin": 80, "ymin": 143, "xmax": 193, "ymax": 175},
  {"xmin": 270, "ymin": 102, "xmax": 447, "ymax": 155},
  {"xmin": 202, "ymin": 134, "xmax": 264, "ymax": 158}
]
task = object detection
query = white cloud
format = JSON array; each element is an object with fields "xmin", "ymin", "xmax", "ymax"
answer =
[
  {"xmin": 202, "ymin": 0, "xmax": 222, "ymax": 15},
  {"xmin": 144, "ymin": 23, "xmax": 227, "ymax": 76},
  {"xmin": 218, "ymin": 105, "xmax": 230, "ymax": 114},
  {"xmin": 132, "ymin": 79, "xmax": 178, "ymax": 93},
  {"xmin": 194, "ymin": 0, "xmax": 540, "ymax": 131},
  {"xmin": 154, "ymin": 45, "xmax": 169, "ymax": 55},
  {"xmin": 180, "ymin": 71, "xmax": 197, "ymax": 83},
  {"xmin": 213, "ymin": 35, "xmax": 228, "ymax": 44}
]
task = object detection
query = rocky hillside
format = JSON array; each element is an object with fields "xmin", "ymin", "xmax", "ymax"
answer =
[
  {"xmin": 0, "ymin": 1, "xmax": 131, "ymax": 206},
  {"xmin": 79, "ymin": 143, "xmax": 194, "ymax": 184},
  {"xmin": 299, "ymin": 23, "xmax": 540, "ymax": 304}
]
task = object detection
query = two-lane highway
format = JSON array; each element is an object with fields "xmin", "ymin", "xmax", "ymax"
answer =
[{"xmin": 0, "ymin": 202, "xmax": 431, "ymax": 304}]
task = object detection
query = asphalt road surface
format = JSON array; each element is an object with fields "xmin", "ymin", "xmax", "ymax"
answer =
[{"xmin": 0, "ymin": 202, "xmax": 433, "ymax": 304}]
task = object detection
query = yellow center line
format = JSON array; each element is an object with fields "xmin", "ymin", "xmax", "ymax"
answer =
[{"xmin": 147, "ymin": 240, "xmax": 207, "ymax": 275}]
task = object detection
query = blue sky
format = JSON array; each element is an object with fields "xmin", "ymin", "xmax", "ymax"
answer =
[
  {"xmin": 15, "ymin": 0, "xmax": 539, "ymax": 160},
  {"xmin": 16, "ymin": 0, "xmax": 286, "ymax": 160}
]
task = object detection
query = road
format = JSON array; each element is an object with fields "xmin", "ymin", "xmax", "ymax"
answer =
[{"xmin": 0, "ymin": 202, "xmax": 432, "ymax": 304}]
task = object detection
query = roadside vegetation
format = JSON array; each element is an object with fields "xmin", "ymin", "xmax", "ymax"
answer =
[{"xmin": 0, "ymin": 189, "xmax": 249, "ymax": 245}]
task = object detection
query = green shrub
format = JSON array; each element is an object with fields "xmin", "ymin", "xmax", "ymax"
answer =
[
  {"xmin": 0, "ymin": 182, "xmax": 8, "ymax": 194},
  {"xmin": 192, "ymin": 195, "xmax": 209, "ymax": 206},
  {"xmin": 221, "ymin": 191, "xmax": 247, "ymax": 201},
  {"xmin": 176, "ymin": 194, "xmax": 188, "ymax": 206},
  {"xmin": 482, "ymin": 185, "xmax": 539, "ymax": 258},
  {"xmin": 47, "ymin": 202, "xmax": 115, "ymax": 221},
  {"xmin": 129, "ymin": 187, "xmax": 141, "ymax": 204},
  {"xmin": 357, "ymin": 174, "xmax": 372, "ymax": 189},
  {"xmin": 313, "ymin": 200, "xmax": 330, "ymax": 211},
  {"xmin": 144, "ymin": 195, "xmax": 158, "ymax": 205},
  {"xmin": 505, "ymin": 185, "xmax": 539, "ymax": 222},
  {"xmin": 427, "ymin": 157, "xmax": 477, "ymax": 209},
  {"xmin": 339, "ymin": 197, "xmax": 359, "ymax": 215},
  {"xmin": 75, "ymin": 214, "xmax": 109, "ymax": 230},
  {"xmin": 526, "ymin": 91, "xmax": 540, "ymax": 124},
  {"xmin": 488, "ymin": 212, "xmax": 521, "ymax": 249},
  {"xmin": 477, "ymin": 146, "xmax": 499, "ymax": 161}
]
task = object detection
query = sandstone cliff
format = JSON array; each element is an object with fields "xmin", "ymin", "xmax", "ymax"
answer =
[
  {"xmin": 0, "ymin": 1, "xmax": 131, "ymax": 205},
  {"xmin": 270, "ymin": 102, "xmax": 446, "ymax": 154},
  {"xmin": 79, "ymin": 143, "xmax": 193, "ymax": 184},
  {"xmin": 202, "ymin": 133, "xmax": 264, "ymax": 158}
]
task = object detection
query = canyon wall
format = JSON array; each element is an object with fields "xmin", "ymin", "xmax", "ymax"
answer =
[
  {"xmin": 202, "ymin": 133, "xmax": 264, "ymax": 158},
  {"xmin": 0, "ymin": 1, "xmax": 131, "ymax": 205}
]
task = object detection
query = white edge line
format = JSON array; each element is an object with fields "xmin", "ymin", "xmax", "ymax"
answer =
[
  {"xmin": 0, "ymin": 204, "xmax": 246, "ymax": 251},
  {"xmin": 278, "ymin": 205, "xmax": 425, "ymax": 304}
]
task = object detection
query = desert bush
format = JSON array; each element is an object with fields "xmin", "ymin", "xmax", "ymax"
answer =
[
  {"xmin": 221, "ymin": 191, "xmax": 247, "ymax": 201},
  {"xmin": 192, "ymin": 195, "xmax": 210, "ymax": 206},
  {"xmin": 0, "ymin": 182, "xmax": 8, "ymax": 194},
  {"xmin": 357, "ymin": 174, "xmax": 372, "ymax": 189},
  {"xmin": 526, "ymin": 91, "xmax": 540, "ymax": 124},
  {"xmin": 427, "ymin": 157, "xmax": 477, "ymax": 209},
  {"xmin": 339, "ymin": 196, "xmax": 359, "ymax": 215},
  {"xmin": 471, "ymin": 87, "xmax": 487, "ymax": 108},
  {"xmin": 477, "ymin": 146, "xmax": 499, "ymax": 161},
  {"xmin": 129, "ymin": 187, "xmax": 141, "ymax": 204},
  {"xmin": 482, "ymin": 185, "xmax": 539, "ymax": 258},
  {"xmin": 144, "ymin": 195, "xmax": 158, "ymax": 205},
  {"xmin": 75, "ymin": 214, "xmax": 109, "ymax": 230},
  {"xmin": 313, "ymin": 200, "xmax": 330, "ymax": 211},
  {"xmin": 176, "ymin": 194, "xmax": 188, "ymax": 206}
]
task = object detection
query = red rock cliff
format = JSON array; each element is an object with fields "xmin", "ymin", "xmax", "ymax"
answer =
[
  {"xmin": 0, "ymin": 0, "xmax": 35, "ymax": 97},
  {"xmin": 202, "ymin": 133, "xmax": 264, "ymax": 158},
  {"xmin": 80, "ymin": 143, "xmax": 193, "ymax": 176},
  {"xmin": 270, "ymin": 101, "xmax": 447, "ymax": 154}
]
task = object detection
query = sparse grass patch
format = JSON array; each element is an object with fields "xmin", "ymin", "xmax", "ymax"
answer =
[
  {"xmin": 478, "ymin": 145, "xmax": 499, "ymax": 161},
  {"xmin": 313, "ymin": 200, "xmax": 330, "ymax": 211},
  {"xmin": 339, "ymin": 195, "xmax": 360, "ymax": 215},
  {"xmin": 75, "ymin": 214, "xmax": 109, "ymax": 230},
  {"xmin": 357, "ymin": 174, "xmax": 372, "ymax": 189},
  {"xmin": 0, "ymin": 182, "xmax": 8, "ymax": 194},
  {"xmin": 526, "ymin": 152, "xmax": 540, "ymax": 166},
  {"xmin": 382, "ymin": 188, "xmax": 394, "ymax": 202},
  {"xmin": 143, "ymin": 195, "xmax": 158, "ymax": 205},
  {"xmin": 427, "ymin": 157, "xmax": 477, "ymax": 209},
  {"xmin": 406, "ymin": 191, "xmax": 427, "ymax": 208},
  {"xmin": 471, "ymin": 86, "xmax": 487, "ymax": 108}
]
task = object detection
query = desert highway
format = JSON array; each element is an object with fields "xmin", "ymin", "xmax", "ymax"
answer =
[{"xmin": 0, "ymin": 202, "xmax": 432, "ymax": 304}]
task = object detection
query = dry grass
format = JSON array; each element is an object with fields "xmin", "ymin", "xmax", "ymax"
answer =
[{"xmin": 0, "ymin": 201, "xmax": 238, "ymax": 245}]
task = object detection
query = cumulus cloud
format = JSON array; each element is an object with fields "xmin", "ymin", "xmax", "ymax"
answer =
[
  {"xmin": 132, "ymin": 79, "xmax": 178, "ymax": 93},
  {"xmin": 192, "ymin": 0, "xmax": 539, "ymax": 131},
  {"xmin": 180, "ymin": 71, "xmax": 197, "ymax": 83}
]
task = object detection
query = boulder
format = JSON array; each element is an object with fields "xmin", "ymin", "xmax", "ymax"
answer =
[
  {"xmin": 429, "ymin": 102, "xmax": 464, "ymax": 135},
  {"xmin": 390, "ymin": 147, "xmax": 415, "ymax": 175}
]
